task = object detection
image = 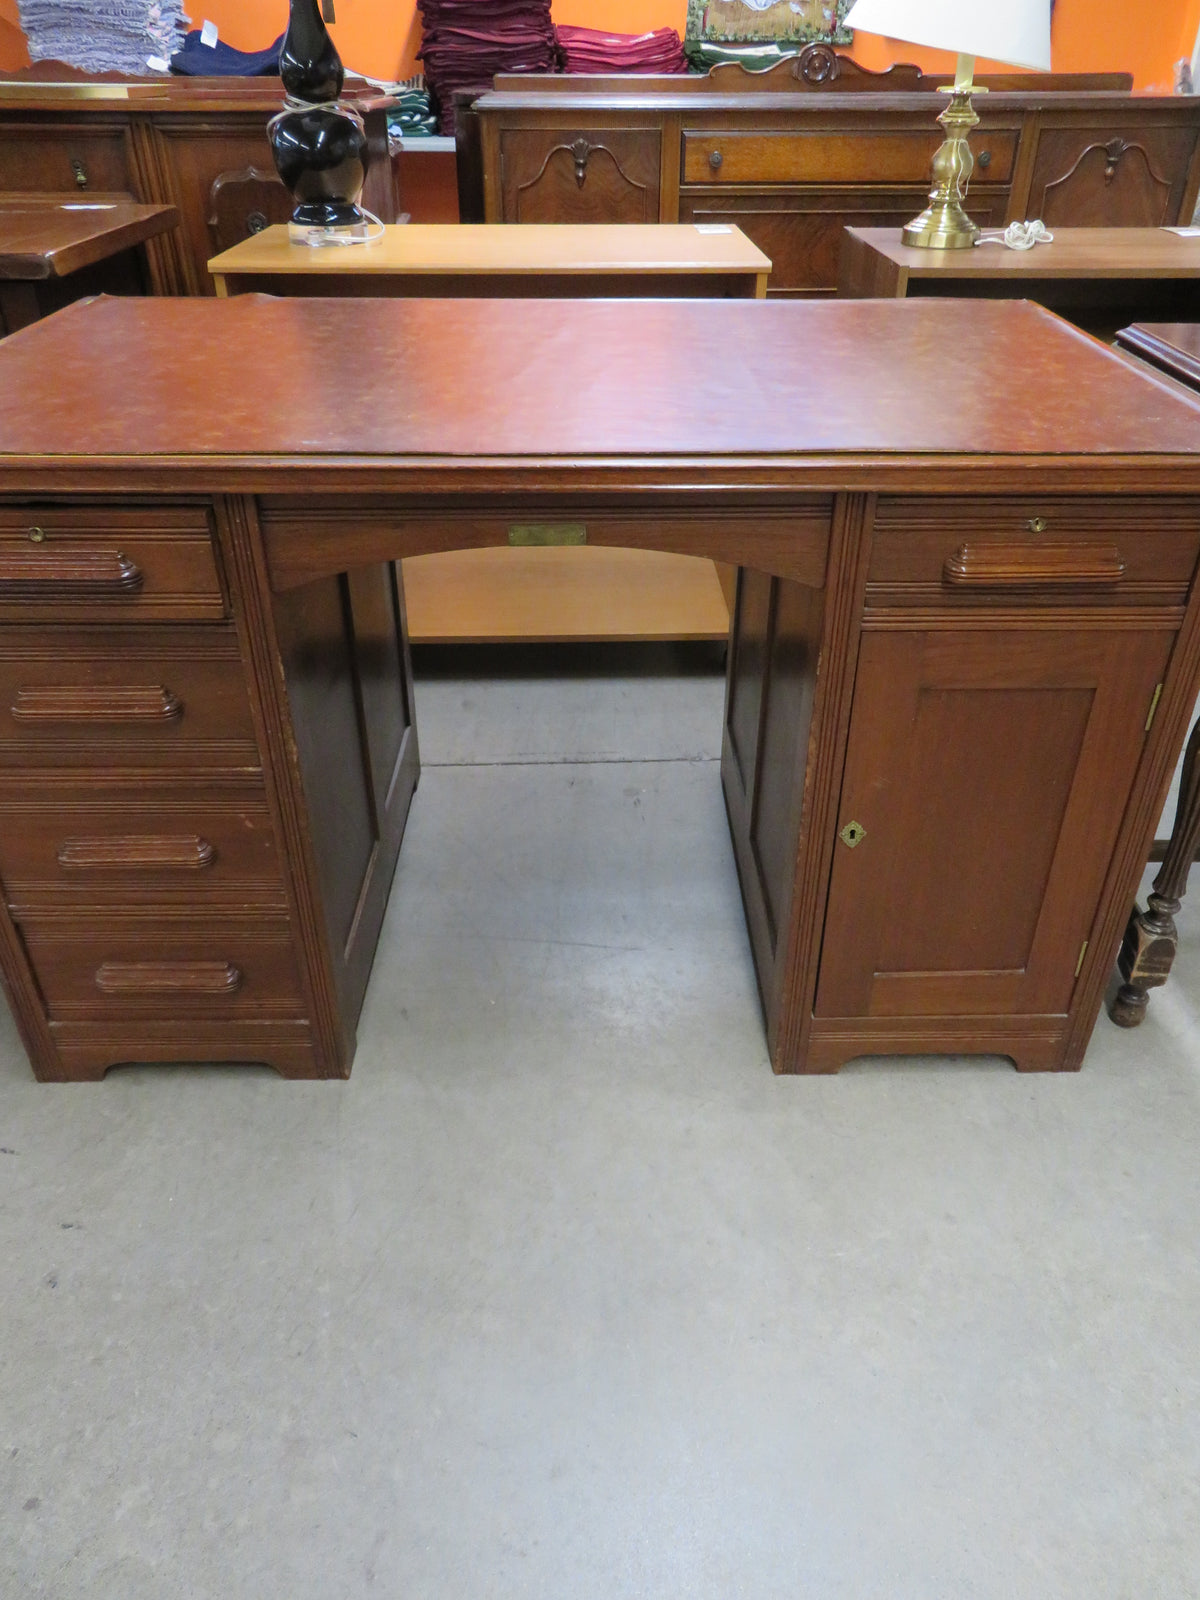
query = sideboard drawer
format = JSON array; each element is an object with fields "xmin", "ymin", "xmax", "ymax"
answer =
[
  {"xmin": 682, "ymin": 129, "xmax": 1018, "ymax": 187},
  {"xmin": 0, "ymin": 785, "xmax": 285, "ymax": 912},
  {"xmin": 19, "ymin": 916, "xmax": 307, "ymax": 1021},
  {"xmin": 0, "ymin": 626, "xmax": 259, "ymax": 767},
  {"xmin": 866, "ymin": 496, "xmax": 1200, "ymax": 606},
  {"xmin": 0, "ymin": 504, "xmax": 226, "ymax": 621}
]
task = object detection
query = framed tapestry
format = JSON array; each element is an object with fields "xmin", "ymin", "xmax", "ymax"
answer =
[{"xmin": 685, "ymin": 0, "xmax": 854, "ymax": 47}]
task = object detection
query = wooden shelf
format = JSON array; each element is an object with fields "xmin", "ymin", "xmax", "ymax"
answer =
[{"xmin": 401, "ymin": 547, "xmax": 731, "ymax": 644}]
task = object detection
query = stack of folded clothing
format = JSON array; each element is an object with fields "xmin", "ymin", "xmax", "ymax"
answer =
[
  {"xmin": 417, "ymin": 0, "xmax": 556, "ymax": 133},
  {"xmin": 18, "ymin": 0, "xmax": 187, "ymax": 73},
  {"xmin": 556, "ymin": 24, "xmax": 687, "ymax": 75}
]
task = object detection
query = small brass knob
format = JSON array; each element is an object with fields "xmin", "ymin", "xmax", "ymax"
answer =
[
  {"xmin": 978, "ymin": 150, "xmax": 992, "ymax": 169},
  {"xmin": 709, "ymin": 149, "xmax": 723, "ymax": 171},
  {"xmin": 1027, "ymin": 516, "xmax": 1048, "ymax": 534},
  {"xmin": 71, "ymin": 158, "xmax": 88, "ymax": 190},
  {"xmin": 27, "ymin": 527, "xmax": 45, "ymax": 544}
]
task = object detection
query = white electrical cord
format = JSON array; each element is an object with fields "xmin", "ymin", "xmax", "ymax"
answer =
[{"xmin": 975, "ymin": 220, "xmax": 1054, "ymax": 250}]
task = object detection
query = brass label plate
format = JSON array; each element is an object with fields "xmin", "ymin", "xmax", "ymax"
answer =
[{"xmin": 508, "ymin": 524, "xmax": 587, "ymax": 548}]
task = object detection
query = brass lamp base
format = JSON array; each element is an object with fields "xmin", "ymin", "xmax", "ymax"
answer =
[{"xmin": 902, "ymin": 68, "xmax": 983, "ymax": 250}]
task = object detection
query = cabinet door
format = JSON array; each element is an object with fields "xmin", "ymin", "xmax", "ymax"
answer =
[
  {"xmin": 816, "ymin": 626, "xmax": 1173, "ymax": 1020},
  {"xmin": 498, "ymin": 128, "xmax": 661, "ymax": 222},
  {"xmin": 1025, "ymin": 126, "xmax": 1198, "ymax": 226}
]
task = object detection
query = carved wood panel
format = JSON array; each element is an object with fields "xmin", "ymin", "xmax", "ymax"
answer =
[
  {"xmin": 499, "ymin": 128, "xmax": 661, "ymax": 222},
  {"xmin": 207, "ymin": 164, "xmax": 293, "ymax": 255},
  {"xmin": 1026, "ymin": 127, "xmax": 1197, "ymax": 226}
]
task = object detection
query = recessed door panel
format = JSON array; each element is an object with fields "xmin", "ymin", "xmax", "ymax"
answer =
[{"xmin": 816, "ymin": 626, "xmax": 1174, "ymax": 1019}]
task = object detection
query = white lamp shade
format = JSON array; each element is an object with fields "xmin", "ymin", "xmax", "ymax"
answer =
[{"xmin": 842, "ymin": 0, "xmax": 1051, "ymax": 72}]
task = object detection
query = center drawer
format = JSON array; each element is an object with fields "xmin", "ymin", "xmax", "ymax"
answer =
[
  {"xmin": 682, "ymin": 129, "xmax": 1018, "ymax": 187},
  {"xmin": 0, "ymin": 504, "xmax": 227, "ymax": 622},
  {"xmin": 866, "ymin": 496, "xmax": 1200, "ymax": 607}
]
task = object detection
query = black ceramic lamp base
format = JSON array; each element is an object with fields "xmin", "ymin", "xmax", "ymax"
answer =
[{"xmin": 269, "ymin": 102, "xmax": 373, "ymax": 247}]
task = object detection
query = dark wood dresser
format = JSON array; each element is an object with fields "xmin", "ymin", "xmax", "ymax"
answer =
[
  {"xmin": 0, "ymin": 294, "xmax": 1199, "ymax": 1081},
  {"xmin": 0, "ymin": 76, "xmax": 396, "ymax": 294},
  {"xmin": 472, "ymin": 53, "xmax": 1200, "ymax": 295}
]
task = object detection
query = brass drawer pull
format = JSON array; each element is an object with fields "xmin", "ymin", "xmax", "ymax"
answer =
[
  {"xmin": 12, "ymin": 685, "xmax": 183, "ymax": 723},
  {"xmin": 1027, "ymin": 515, "xmax": 1048, "ymax": 533},
  {"xmin": 943, "ymin": 541, "xmax": 1125, "ymax": 589},
  {"xmin": 58, "ymin": 835, "xmax": 215, "ymax": 871},
  {"xmin": 95, "ymin": 960, "xmax": 242, "ymax": 995},
  {"xmin": 0, "ymin": 547, "xmax": 143, "ymax": 600}
]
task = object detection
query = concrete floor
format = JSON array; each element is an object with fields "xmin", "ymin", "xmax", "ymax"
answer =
[{"xmin": 2, "ymin": 644, "xmax": 1199, "ymax": 1599}]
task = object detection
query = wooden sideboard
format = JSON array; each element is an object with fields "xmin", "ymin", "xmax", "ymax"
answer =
[
  {"xmin": 1, "ymin": 295, "xmax": 1200, "ymax": 1081},
  {"xmin": 472, "ymin": 53, "xmax": 1200, "ymax": 294},
  {"xmin": 0, "ymin": 76, "xmax": 396, "ymax": 294}
]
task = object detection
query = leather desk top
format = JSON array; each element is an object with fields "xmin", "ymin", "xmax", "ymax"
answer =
[{"xmin": 1, "ymin": 295, "xmax": 1199, "ymax": 483}]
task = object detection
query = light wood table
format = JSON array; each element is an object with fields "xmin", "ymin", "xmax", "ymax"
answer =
[
  {"xmin": 838, "ymin": 225, "xmax": 1200, "ymax": 339},
  {"xmin": 208, "ymin": 223, "xmax": 771, "ymax": 646},
  {"xmin": 208, "ymin": 221, "xmax": 772, "ymax": 299},
  {"xmin": 0, "ymin": 196, "xmax": 178, "ymax": 335}
]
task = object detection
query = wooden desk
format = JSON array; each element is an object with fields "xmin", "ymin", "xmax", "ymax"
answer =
[
  {"xmin": 0, "ymin": 197, "xmax": 177, "ymax": 333},
  {"xmin": 208, "ymin": 223, "xmax": 772, "ymax": 647},
  {"xmin": 1, "ymin": 295, "xmax": 1199, "ymax": 1083},
  {"xmin": 838, "ymin": 226, "xmax": 1200, "ymax": 338},
  {"xmin": 1109, "ymin": 320, "xmax": 1200, "ymax": 1030}
]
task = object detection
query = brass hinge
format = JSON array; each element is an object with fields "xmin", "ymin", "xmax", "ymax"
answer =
[
  {"xmin": 1146, "ymin": 683, "xmax": 1164, "ymax": 732},
  {"xmin": 1075, "ymin": 939, "xmax": 1089, "ymax": 978}
]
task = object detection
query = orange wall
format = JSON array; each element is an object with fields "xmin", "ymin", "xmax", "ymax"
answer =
[
  {"xmin": 0, "ymin": 0, "xmax": 30, "ymax": 71},
  {"xmin": 3, "ymin": 0, "xmax": 1200, "ymax": 91},
  {"xmin": 195, "ymin": 0, "xmax": 1200, "ymax": 90}
]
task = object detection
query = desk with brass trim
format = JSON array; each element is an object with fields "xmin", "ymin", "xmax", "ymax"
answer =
[{"xmin": 0, "ymin": 293, "xmax": 1198, "ymax": 1081}]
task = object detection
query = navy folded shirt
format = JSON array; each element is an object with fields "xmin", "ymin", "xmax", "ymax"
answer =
[{"xmin": 170, "ymin": 31, "xmax": 284, "ymax": 76}]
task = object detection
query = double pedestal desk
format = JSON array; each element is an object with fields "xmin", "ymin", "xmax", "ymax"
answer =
[{"xmin": 0, "ymin": 293, "xmax": 1198, "ymax": 1081}]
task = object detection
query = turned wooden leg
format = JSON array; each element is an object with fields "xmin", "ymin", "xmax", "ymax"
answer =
[{"xmin": 1111, "ymin": 714, "xmax": 1200, "ymax": 1026}]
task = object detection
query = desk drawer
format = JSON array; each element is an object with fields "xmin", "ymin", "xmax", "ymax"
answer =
[
  {"xmin": 682, "ymin": 130, "xmax": 1017, "ymax": 187},
  {"xmin": 867, "ymin": 496, "xmax": 1200, "ymax": 607},
  {"xmin": 0, "ymin": 505, "xmax": 225, "ymax": 621},
  {"xmin": 19, "ymin": 914, "xmax": 306, "ymax": 1022},
  {"xmin": 0, "ymin": 627, "xmax": 259, "ymax": 768},
  {"xmin": 0, "ymin": 784, "xmax": 285, "ymax": 912}
]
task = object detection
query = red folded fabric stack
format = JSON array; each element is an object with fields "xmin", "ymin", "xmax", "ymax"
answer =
[
  {"xmin": 555, "ymin": 24, "xmax": 687, "ymax": 75},
  {"xmin": 418, "ymin": 0, "xmax": 556, "ymax": 132}
]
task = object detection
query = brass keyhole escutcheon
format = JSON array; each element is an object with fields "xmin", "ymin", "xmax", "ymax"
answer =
[
  {"xmin": 1027, "ymin": 515, "xmax": 1048, "ymax": 534},
  {"xmin": 839, "ymin": 820, "xmax": 866, "ymax": 849},
  {"xmin": 27, "ymin": 527, "xmax": 45, "ymax": 544}
]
